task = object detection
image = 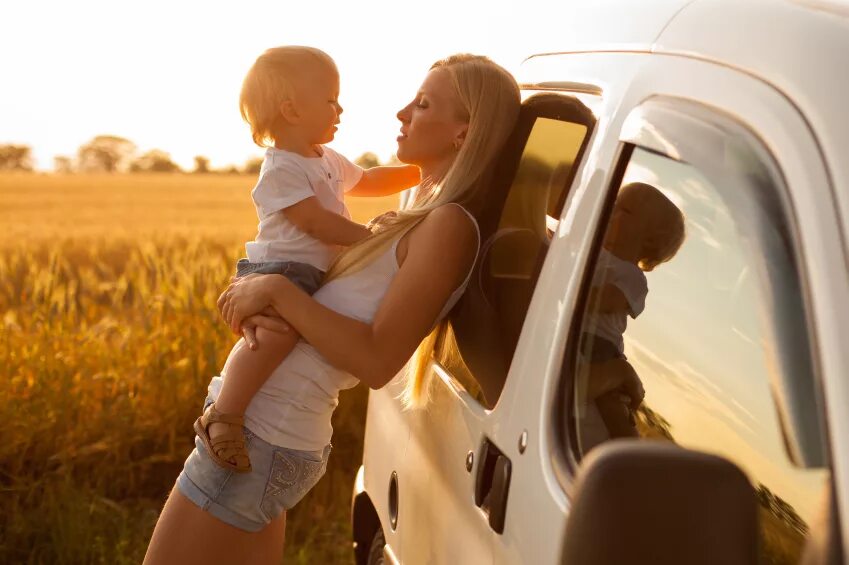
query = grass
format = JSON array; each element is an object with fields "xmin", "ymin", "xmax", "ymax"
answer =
[{"xmin": 0, "ymin": 172, "xmax": 397, "ymax": 564}]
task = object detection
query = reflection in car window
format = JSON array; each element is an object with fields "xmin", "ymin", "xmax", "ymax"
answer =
[
  {"xmin": 438, "ymin": 112, "xmax": 590, "ymax": 409},
  {"xmin": 572, "ymin": 147, "xmax": 829, "ymax": 564}
]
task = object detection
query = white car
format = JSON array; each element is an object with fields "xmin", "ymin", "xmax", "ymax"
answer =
[{"xmin": 352, "ymin": 0, "xmax": 849, "ymax": 563}]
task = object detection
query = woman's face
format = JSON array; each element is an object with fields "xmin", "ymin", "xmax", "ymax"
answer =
[{"xmin": 396, "ymin": 68, "xmax": 468, "ymax": 173}]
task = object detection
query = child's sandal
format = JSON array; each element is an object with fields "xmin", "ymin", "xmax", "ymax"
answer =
[{"xmin": 193, "ymin": 403, "xmax": 252, "ymax": 473}]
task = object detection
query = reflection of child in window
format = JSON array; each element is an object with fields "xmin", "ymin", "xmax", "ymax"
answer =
[{"xmin": 583, "ymin": 182, "xmax": 686, "ymax": 438}]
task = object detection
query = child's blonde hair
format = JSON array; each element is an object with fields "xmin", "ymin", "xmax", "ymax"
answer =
[
  {"xmin": 239, "ymin": 46, "xmax": 337, "ymax": 147},
  {"xmin": 322, "ymin": 54, "xmax": 521, "ymax": 409},
  {"xmin": 623, "ymin": 182, "xmax": 686, "ymax": 272}
]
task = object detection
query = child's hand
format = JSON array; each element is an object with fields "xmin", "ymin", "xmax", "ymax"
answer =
[
  {"xmin": 366, "ymin": 211, "xmax": 398, "ymax": 233},
  {"xmin": 241, "ymin": 314, "xmax": 291, "ymax": 350}
]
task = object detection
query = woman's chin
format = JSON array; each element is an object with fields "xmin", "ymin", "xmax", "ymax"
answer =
[{"xmin": 395, "ymin": 147, "xmax": 412, "ymax": 165}]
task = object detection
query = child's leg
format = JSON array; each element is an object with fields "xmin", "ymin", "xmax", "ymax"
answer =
[
  {"xmin": 596, "ymin": 391, "xmax": 639, "ymax": 438},
  {"xmin": 215, "ymin": 326, "xmax": 300, "ymax": 415},
  {"xmin": 586, "ymin": 357, "xmax": 644, "ymax": 406},
  {"xmin": 200, "ymin": 325, "xmax": 300, "ymax": 471},
  {"xmin": 589, "ymin": 358, "xmax": 644, "ymax": 439}
]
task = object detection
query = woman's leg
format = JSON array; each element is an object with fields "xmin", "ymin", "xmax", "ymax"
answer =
[
  {"xmin": 143, "ymin": 488, "xmax": 287, "ymax": 565},
  {"xmin": 144, "ymin": 488, "xmax": 286, "ymax": 565}
]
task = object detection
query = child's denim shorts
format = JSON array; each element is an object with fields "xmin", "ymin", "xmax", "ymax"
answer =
[
  {"xmin": 176, "ymin": 400, "xmax": 331, "ymax": 531},
  {"xmin": 580, "ymin": 332, "xmax": 626, "ymax": 363},
  {"xmin": 236, "ymin": 259, "xmax": 324, "ymax": 295}
]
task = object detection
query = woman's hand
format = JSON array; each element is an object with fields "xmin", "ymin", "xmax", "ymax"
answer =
[{"xmin": 217, "ymin": 274, "xmax": 284, "ymax": 334}]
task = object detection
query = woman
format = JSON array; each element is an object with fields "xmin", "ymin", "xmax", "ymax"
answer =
[{"xmin": 144, "ymin": 53, "xmax": 520, "ymax": 564}]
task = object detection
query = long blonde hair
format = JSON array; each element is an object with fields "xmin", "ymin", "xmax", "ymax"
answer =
[{"xmin": 324, "ymin": 54, "xmax": 520, "ymax": 408}]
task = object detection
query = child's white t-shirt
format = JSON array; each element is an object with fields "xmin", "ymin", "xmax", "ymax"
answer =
[
  {"xmin": 589, "ymin": 249, "xmax": 648, "ymax": 354},
  {"xmin": 245, "ymin": 146, "xmax": 364, "ymax": 271}
]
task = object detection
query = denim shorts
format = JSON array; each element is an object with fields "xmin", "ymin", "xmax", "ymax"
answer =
[
  {"xmin": 176, "ymin": 400, "xmax": 331, "ymax": 531},
  {"xmin": 235, "ymin": 259, "xmax": 324, "ymax": 295}
]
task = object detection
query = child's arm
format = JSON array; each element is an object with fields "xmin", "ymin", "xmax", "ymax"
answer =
[
  {"xmin": 587, "ymin": 282, "xmax": 630, "ymax": 314},
  {"xmin": 347, "ymin": 165, "xmax": 420, "ymax": 197},
  {"xmin": 283, "ymin": 197, "xmax": 371, "ymax": 246}
]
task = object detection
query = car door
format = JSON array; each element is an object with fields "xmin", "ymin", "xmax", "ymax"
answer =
[{"xmin": 505, "ymin": 51, "xmax": 844, "ymax": 564}]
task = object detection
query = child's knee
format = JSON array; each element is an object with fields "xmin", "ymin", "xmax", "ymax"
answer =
[{"xmin": 254, "ymin": 326, "xmax": 299, "ymax": 346}]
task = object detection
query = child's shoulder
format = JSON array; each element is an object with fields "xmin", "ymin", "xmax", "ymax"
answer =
[
  {"xmin": 318, "ymin": 144, "xmax": 344, "ymax": 162},
  {"xmin": 319, "ymin": 144, "xmax": 360, "ymax": 165},
  {"xmin": 266, "ymin": 147, "xmax": 304, "ymax": 166},
  {"xmin": 262, "ymin": 148, "xmax": 313, "ymax": 176}
]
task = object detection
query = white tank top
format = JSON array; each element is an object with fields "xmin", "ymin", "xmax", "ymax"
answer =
[{"xmin": 209, "ymin": 204, "xmax": 480, "ymax": 451}]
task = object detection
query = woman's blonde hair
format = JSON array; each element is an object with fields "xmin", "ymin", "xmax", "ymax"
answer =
[
  {"xmin": 323, "ymin": 54, "xmax": 520, "ymax": 408},
  {"xmin": 239, "ymin": 46, "xmax": 337, "ymax": 147}
]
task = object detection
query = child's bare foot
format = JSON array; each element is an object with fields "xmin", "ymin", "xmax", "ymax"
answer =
[{"xmin": 193, "ymin": 403, "xmax": 252, "ymax": 473}]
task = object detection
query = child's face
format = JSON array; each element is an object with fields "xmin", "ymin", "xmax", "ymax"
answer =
[
  {"xmin": 291, "ymin": 65, "xmax": 342, "ymax": 145},
  {"xmin": 608, "ymin": 186, "xmax": 648, "ymax": 243}
]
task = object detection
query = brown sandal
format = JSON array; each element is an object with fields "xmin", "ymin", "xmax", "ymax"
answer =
[{"xmin": 193, "ymin": 403, "xmax": 252, "ymax": 473}]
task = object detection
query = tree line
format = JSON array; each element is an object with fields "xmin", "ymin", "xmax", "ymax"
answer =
[{"xmin": 0, "ymin": 136, "xmax": 392, "ymax": 174}]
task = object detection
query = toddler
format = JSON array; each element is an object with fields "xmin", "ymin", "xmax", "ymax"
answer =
[
  {"xmin": 582, "ymin": 182, "xmax": 685, "ymax": 438},
  {"xmin": 196, "ymin": 46, "xmax": 419, "ymax": 472}
]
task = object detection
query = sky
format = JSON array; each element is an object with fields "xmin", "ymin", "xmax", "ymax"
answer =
[
  {"xmin": 1, "ymin": 0, "xmax": 603, "ymax": 171},
  {"xmin": 620, "ymin": 149, "xmax": 827, "ymax": 524}
]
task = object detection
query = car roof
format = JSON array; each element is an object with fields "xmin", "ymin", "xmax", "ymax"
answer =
[
  {"xmin": 658, "ymin": 0, "xmax": 849, "ymax": 255},
  {"xmin": 525, "ymin": 0, "xmax": 849, "ymax": 251}
]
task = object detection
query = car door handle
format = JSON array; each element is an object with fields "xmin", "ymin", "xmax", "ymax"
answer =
[{"xmin": 474, "ymin": 438, "xmax": 512, "ymax": 534}]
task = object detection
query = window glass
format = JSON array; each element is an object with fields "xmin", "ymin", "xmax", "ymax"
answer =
[
  {"xmin": 438, "ymin": 108, "xmax": 591, "ymax": 408},
  {"xmin": 572, "ymin": 147, "xmax": 828, "ymax": 564}
]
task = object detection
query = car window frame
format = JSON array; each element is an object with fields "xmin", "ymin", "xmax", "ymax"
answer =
[
  {"xmin": 552, "ymin": 96, "xmax": 829, "ymax": 486},
  {"xmin": 430, "ymin": 91, "xmax": 599, "ymax": 411}
]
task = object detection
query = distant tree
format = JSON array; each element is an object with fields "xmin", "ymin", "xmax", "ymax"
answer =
[
  {"xmin": 354, "ymin": 151, "xmax": 380, "ymax": 169},
  {"xmin": 224, "ymin": 165, "xmax": 241, "ymax": 175},
  {"xmin": 130, "ymin": 149, "xmax": 181, "ymax": 173},
  {"xmin": 193, "ymin": 155, "xmax": 210, "ymax": 174},
  {"xmin": 243, "ymin": 157, "xmax": 263, "ymax": 175},
  {"xmin": 0, "ymin": 144, "xmax": 34, "ymax": 171},
  {"xmin": 385, "ymin": 154, "xmax": 402, "ymax": 166},
  {"xmin": 77, "ymin": 135, "xmax": 136, "ymax": 173},
  {"xmin": 53, "ymin": 156, "xmax": 74, "ymax": 174}
]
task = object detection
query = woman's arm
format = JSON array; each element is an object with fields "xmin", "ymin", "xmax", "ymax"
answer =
[
  {"xmin": 219, "ymin": 205, "xmax": 477, "ymax": 389},
  {"xmin": 347, "ymin": 165, "xmax": 420, "ymax": 197}
]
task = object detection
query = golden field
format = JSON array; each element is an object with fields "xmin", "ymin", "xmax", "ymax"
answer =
[{"xmin": 0, "ymin": 172, "xmax": 397, "ymax": 564}]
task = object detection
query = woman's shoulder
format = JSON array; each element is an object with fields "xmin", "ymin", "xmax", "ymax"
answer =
[
  {"xmin": 419, "ymin": 203, "xmax": 478, "ymax": 238},
  {"xmin": 405, "ymin": 204, "xmax": 479, "ymax": 263}
]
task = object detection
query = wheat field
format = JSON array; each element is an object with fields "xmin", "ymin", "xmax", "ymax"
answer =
[{"xmin": 0, "ymin": 172, "xmax": 397, "ymax": 564}]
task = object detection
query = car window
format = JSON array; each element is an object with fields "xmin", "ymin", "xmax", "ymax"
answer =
[
  {"xmin": 569, "ymin": 144, "xmax": 829, "ymax": 564},
  {"xmin": 435, "ymin": 94, "xmax": 596, "ymax": 408}
]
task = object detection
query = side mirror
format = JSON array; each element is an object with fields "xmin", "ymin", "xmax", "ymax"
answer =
[{"xmin": 562, "ymin": 441, "xmax": 758, "ymax": 565}]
